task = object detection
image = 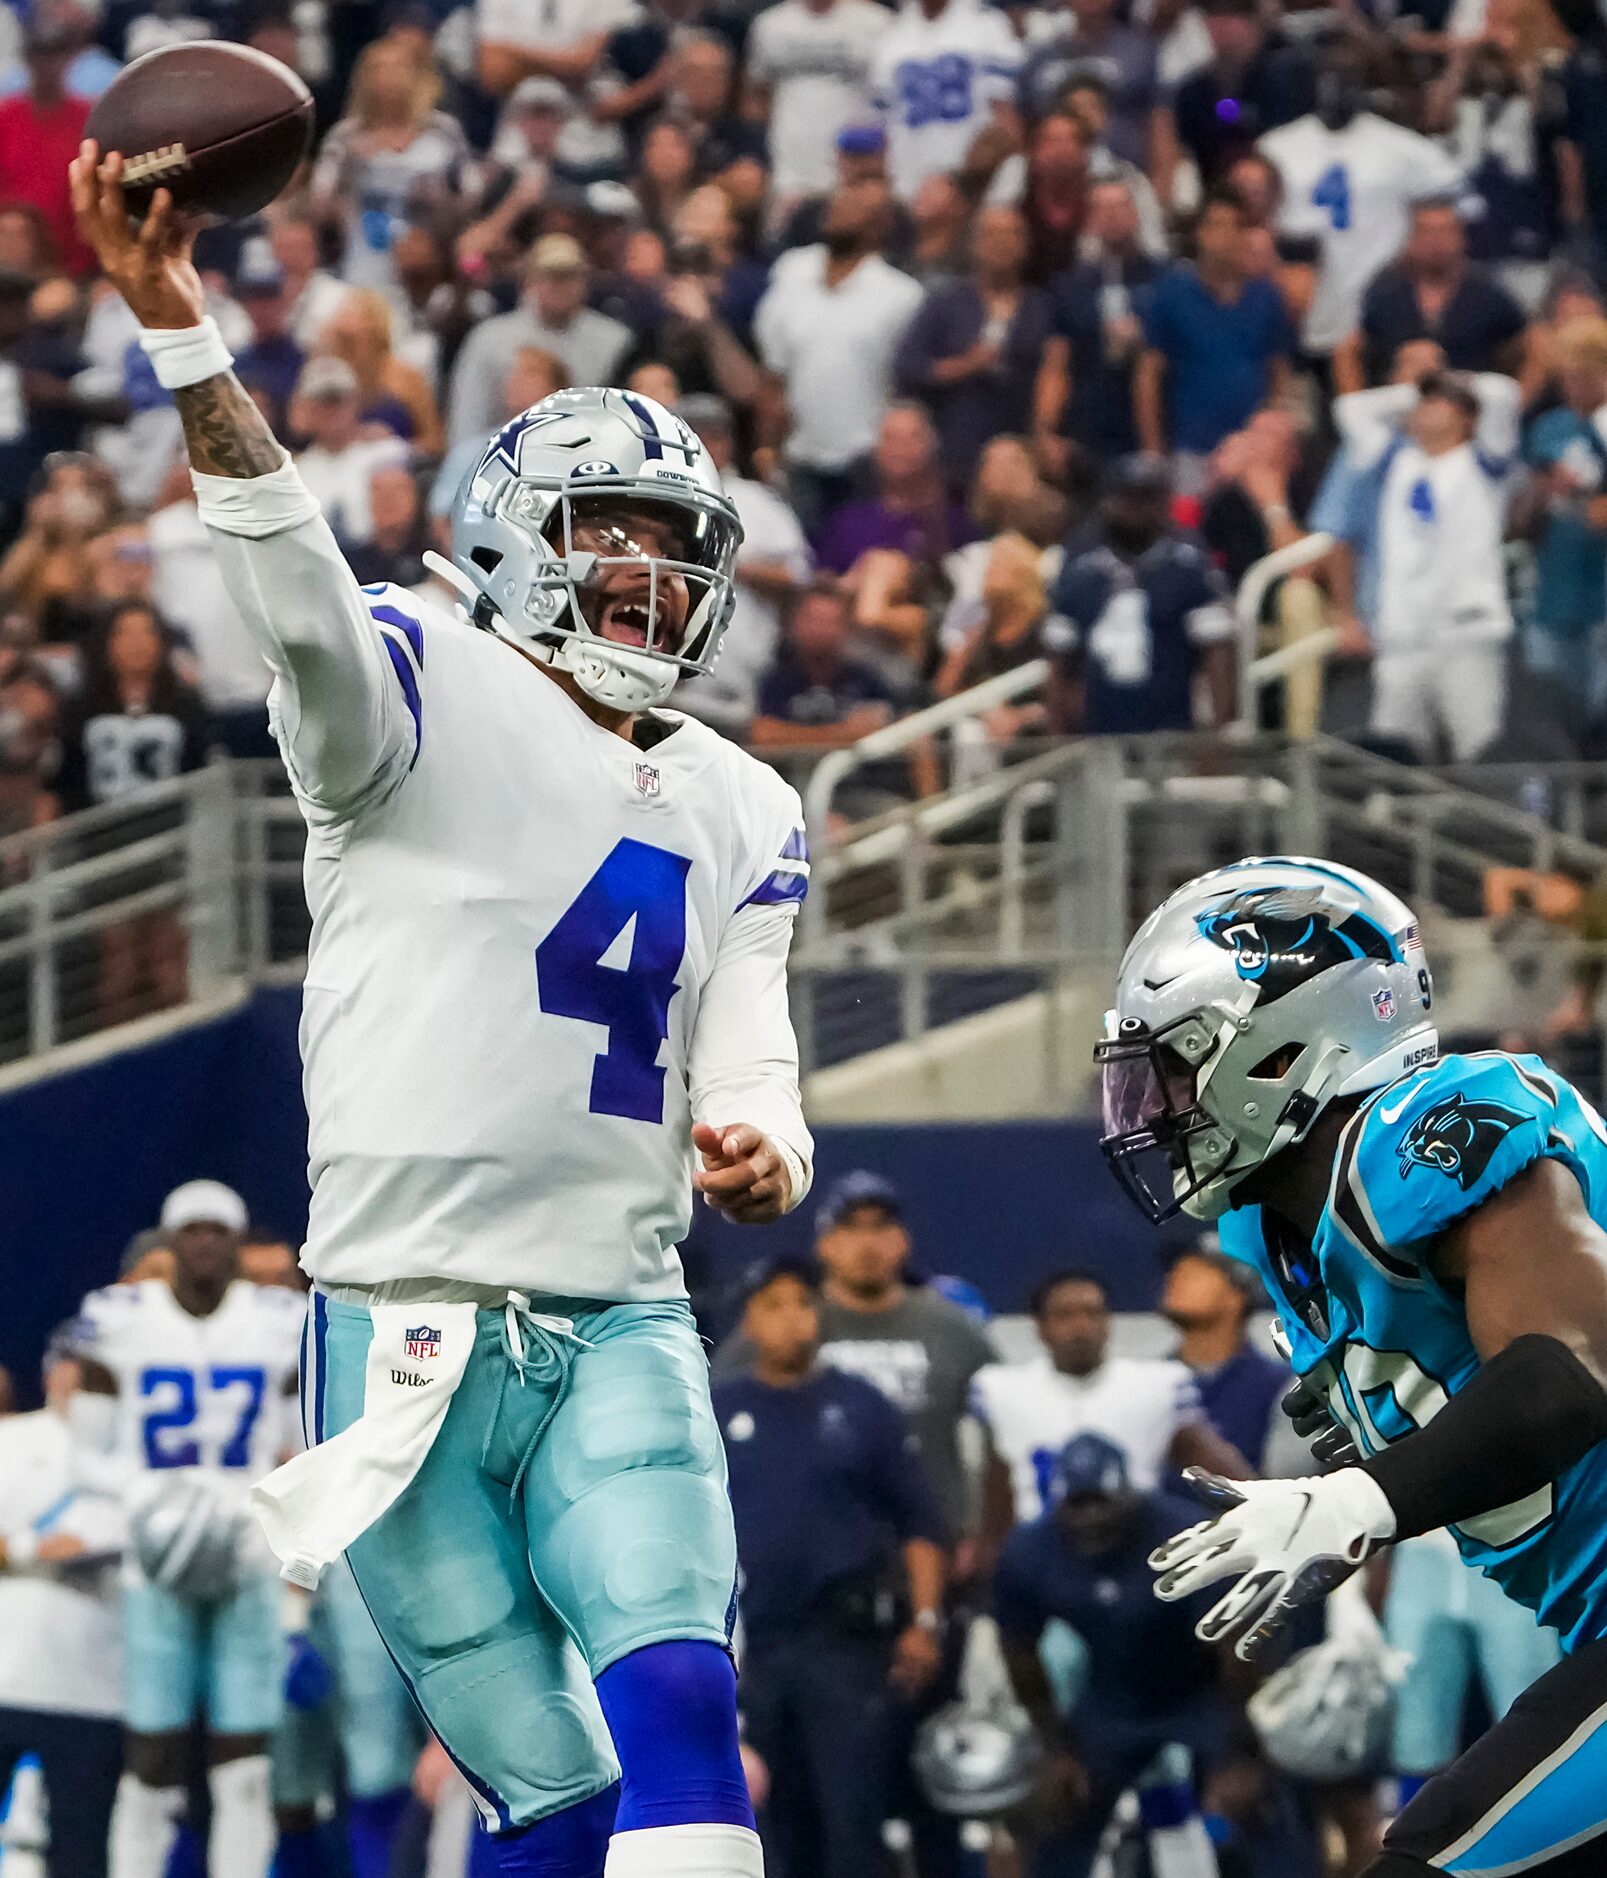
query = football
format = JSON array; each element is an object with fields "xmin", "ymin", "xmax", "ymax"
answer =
[{"xmin": 85, "ymin": 42, "xmax": 315, "ymax": 222}]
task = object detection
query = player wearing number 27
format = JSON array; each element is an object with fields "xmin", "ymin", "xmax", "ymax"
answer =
[
  {"xmin": 69, "ymin": 142, "xmax": 816, "ymax": 1878},
  {"xmin": 1099, "ymin": 856, "xmax": 1607, "ymax": 1878}
]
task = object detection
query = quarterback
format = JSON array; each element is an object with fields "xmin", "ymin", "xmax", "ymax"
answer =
[
  {"xmin": 71, "ymin": 146, "xmax": 813, "ymax": 1878},
  {"xmin": 1099, "ymin": 857, "xmax": 1607, "ymax": 1877}
]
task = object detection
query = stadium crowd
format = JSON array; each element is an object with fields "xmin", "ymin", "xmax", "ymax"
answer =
[
  {"xmin": 3, "ymin": 0, "xmax": 1607, "ymax": 866},
  {"xmin": 0, "ymin": 1168, "xmax": 1569, "ymax": 1878}
]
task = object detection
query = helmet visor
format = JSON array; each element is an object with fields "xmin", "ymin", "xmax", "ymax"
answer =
[{"xmin": 1094, "ymin": 1025, "xmax": 1235, "ymax": 1223}]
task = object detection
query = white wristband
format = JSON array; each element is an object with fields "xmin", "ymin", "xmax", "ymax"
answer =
[
  {"xmin": 5, "ymin": 1531, "xmax": 37, "ymax": 1569},
  {"xmin": 138, "ymin": 317, "xmax": 234, "ymax": 391}
]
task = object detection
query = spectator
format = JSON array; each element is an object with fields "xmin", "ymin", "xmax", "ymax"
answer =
[
  {"xmin": 0, "ymin": 1331, "xmax": 124, "ymax": 1878},
  {"xmin": 635, "ymin": 119, "xmax": 701, "ymax": 235},
  {"xmin": 1049, "ymin": 457, "xmax": 1237, "ymax": 735},
  {"xmin": 1009, "ymin": 110, "xmax": 1095, "ymax": 286},
  {"xmin": 626, "ymin": 197, "xmax": 765, "ymax": 409},
  {"xmin": 343, "ymin": 466, "xmax": 432, "ymax": 591},
  {"xmin": 231, "ymin": 253, "xmax": 306, "ymax": 441},
  {"xmin": 1135, "ymin": 189, "xmax": 1295, "ymax": 483},
  {"xmin": 0, "ymin": 451, "xmax": 121, "ymax": 641},
  {"xmin": 1516, "ymin": 317, "xmax": 1607, "ymax": 734},
  {"xmin": 0, "ymin": 19, "xmax": 93, "ymax": 278},
  {"xmin": 715, "ymin": 1257, "xmax": 946, "ymax": 1878},
  {"xmin": 754, "ymin": 178, "xmax": 924, "ymax": 534},
  {"xmin": 714, "ymin": 1172, "xmax": 996, "ymax": 1539},
  {"xmin": 1053, "ymin": 72, "xmax": 1169, "ymax": 254},
  {"xmin": 239, "ymin": 1229, "xmax": 302, "ymax": 1291},
  {"xmin": 1336, "ymin": 367, "xmax": 1520, "ymax": 760},
  {"xmin": 868, "ymin": 0, "xmax": 1021, "ymax": 204},
  {"xmin": 315, "ymin": 288, "xmax": 444, "ymax": 454},
  {"xmin": 773, "ymin": 122, "xmax": 911, "ymax": 257},
  {"xmin": 995, "ymin": 1434, "xmax": 1232, "ymax": 1877},
  {"xmin": 818, "ymin": 402, "xmax": 971, "ymax": 578},
  {"xmin": 55, "ymin": 600, "xmax": 207, "ymax": 813},
  {"xmin": 1172, "ymin": 0, "xmax": 1314, "ymax": 184},
  {"xmin": 972, "ymin": 1267, "xmax": 1247, "ymax": 1540},
  {"xmin": 1556, "ymin": 0, "xmax": 1607, "ymax": 287},
  {"xmin": 1017, "ymin": 0, "xmax": 1177, "ymax": 192},
  {"xmin": 309, "ymin": 40, "xmax": 472, "ymax": 289},
  {"xmin": 1337, "ymin": 198, "xmax": 1528, "ymax": 393},
  {"xmin": 1434, "ymin": 37, "xmax": 1553, "ymax": 308},
  {"xmin": 1160, "ymin": 1246, "xmax": 1288, "ymax": 1470},
  {"xmin": 940, "ymin": 434, "xmax": 1069, "ymax": 653},
  {"xmin": 0, "ymin": 619, "xmax": 59, "ymax": 834},
  {"xmin": 933, "ymin": 531, "xmax": 1056, "ymax": 769},
  {"xmin": 428, "ymin": 347, "xmax": 570, "ymax": 538},
  {"xmin": 665, "ymin": 33, "xmax": 767, "ymax": 181},
  {"xmin": 743, "ymin": 0, "xmax": 891, "ymax": 207},
  {"xmin": 1260, "ymin": 35, "xmax": 1467, "ymax": 368},
  {"xmin": 83, "ymin": 522, "xmax": 157, "ymax": 615},
  {"xmin": 448, "ymin": 234, "xmax": 634, "ymax": 445},
  {"xmin": 907, "ymin": 172, "xmax": 973, "ymax": 285},
  {"xmin": 676, "ymin": 393, "xmax": 811, "ymax": 735},
  {"xmin": 895, "ymin": 204, "xmax": 1053, "ymax": 491},
  {"xmin": 290, "ymin": 359, "xmax": 410, "ymax": 549},
  {"xmin": 265, "ymin": 218, "xmax": 352, "ymax": 352},
  {"xmin": 1035, "ymin": 177, "xmax": 1161, "ymax": 470},
  {"xmin": 456, "ymin": 79, "xmax": 585, "ymax": 279},
  {"xmin": 475, "ymin": 0, "xmax": 642, "ymax": 102}
]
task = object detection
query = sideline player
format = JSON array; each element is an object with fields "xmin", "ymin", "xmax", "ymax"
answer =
[
  {"xmin": 1097, "ymin": 856, "xmax": 1607, "ymax": 1876},
  {"xmin": 72, "ymin": 1180, "xmax": 304, "ymax": 1878},
  {"xmin": 70, "ymin": 144, "xmax": 813, "ymax": 1878}
]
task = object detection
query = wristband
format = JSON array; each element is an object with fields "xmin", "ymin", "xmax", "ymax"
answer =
[
  {"xmin": 138, "ymin": 316, "xmax": 234, "ymax": 391},
  {"xmin": 5, "ymin": 1531, "xmax": 37, "ymax": 1569},
  {"xmin": 912, "ymin": 1608, "xmax": 943, "ymax": 1634}
]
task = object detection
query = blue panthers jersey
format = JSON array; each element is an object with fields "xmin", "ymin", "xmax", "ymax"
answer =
[{"xmin": 1218, "ymin": 1051, "xmax": 1607, "ymax": 1648}]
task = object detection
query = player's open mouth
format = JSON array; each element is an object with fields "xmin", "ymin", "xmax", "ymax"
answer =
[{"xmin": 598, "ymin": 597, "xmax": 660, "ymax": 648}]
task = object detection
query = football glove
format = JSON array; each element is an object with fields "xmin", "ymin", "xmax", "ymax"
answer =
[
  {"xmin": 1281, "ymin": 1374, "xmax": 1361, "ymax": 1468},
  {"xmin": 1149, "ymin": 1468, "xmax": 1396, "ymax": 1663}
]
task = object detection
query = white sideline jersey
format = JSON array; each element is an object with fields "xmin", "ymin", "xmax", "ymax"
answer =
[
  {"xmin": 971, "ymin": 1353, "xmax": 1201, "ymax": 1519},
  {"xmin": 1259, "ymin": 113, "xmax": 1464, "ymax": 353},
  {"xmin": 870, "ymin": 0, "xmax": 1021, "ymax": 202},
  {"xmin": 196, "ymin": 462, "xmax": 812, "ymax": 1301},
  {"xmin": 73, "ymin": 1279, "xmax": 304, "ymax": 1486}
]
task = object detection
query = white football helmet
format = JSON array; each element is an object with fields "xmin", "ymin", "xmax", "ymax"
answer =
[
  {"xmin": 440, "ymin": 386, "xmax": 743, "ymax": 713},
  {"xmin": 1096, "ymin": 858, "xmax": 1437, "ymax": 1222}
]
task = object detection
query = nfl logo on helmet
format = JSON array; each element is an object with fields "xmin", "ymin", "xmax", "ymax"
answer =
[
  {"xmin": 404, "ymin": 1325, "xmax": 441, "ymax": 1360},
  {"xmin": 1372, "ymin": 987, "xmax": 1397, "ymax": 1021}
]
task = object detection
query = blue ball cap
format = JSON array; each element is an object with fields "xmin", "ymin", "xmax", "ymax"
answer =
[
  {"xmin": 1055, "ymin": 1432, "xmax": 1131, "ymax": 1502},
  {"xmin": 814, "ymin": 1169, "xmax": 902, "ymax": 1237}
]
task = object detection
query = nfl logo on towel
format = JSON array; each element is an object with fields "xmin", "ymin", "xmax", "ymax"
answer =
[
  {"xmin": 634, "ymin": 761, "xmax": 660, "ymax": 799},
  {"xmin": 405, "ymin": 1325, "xmax": 441, "ymax": 1360},
  {"xmin": 1372, "ymin": 987, "xmax": 1396, "ymax": 1021}
]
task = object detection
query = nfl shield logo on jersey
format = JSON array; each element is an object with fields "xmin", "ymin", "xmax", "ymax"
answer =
[
  {"xmin": 404, "ymin": 1325, "xmax": 441, "ymax": 1360},
  {"xmin": 634, "ymin": 761, "xmax": 661, "ymax": 799},
  {"xmin": 1372, "ymin": 988, "xmax": 1396, "ymax": 1021}
]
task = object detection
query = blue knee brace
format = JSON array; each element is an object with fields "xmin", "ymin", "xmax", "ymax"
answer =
[
  {"xmin": 594, "ymin": 1641, "xmax": 754, "ymax": 1833},
  {"xmin": 491, "ymin": 1784, "xmax": 618, "ymax": 1876}
]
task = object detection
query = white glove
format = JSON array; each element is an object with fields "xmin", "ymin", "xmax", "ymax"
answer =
[{"xmin": 1149, "ymin": 1468, "xmax": 1397, "ymax": 1663}]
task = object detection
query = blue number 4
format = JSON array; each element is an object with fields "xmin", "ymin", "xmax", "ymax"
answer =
[
  {"xmin": 1311, "ymin": 162, "xmax": 1351, "ymax": 230},
  {"xmin": 535, "ymin": 838, "xmax": 691, "ymax": 1124}
]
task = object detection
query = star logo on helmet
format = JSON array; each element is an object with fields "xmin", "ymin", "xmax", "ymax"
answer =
[{"xmin": 479, "ymin": 410, "xmax": 569, "ymax": 479}]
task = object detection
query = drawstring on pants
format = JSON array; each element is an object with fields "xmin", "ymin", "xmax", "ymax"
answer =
[{"xmin": 484, "ymin": 1291, "xmax": 594, "ymax": 1509}]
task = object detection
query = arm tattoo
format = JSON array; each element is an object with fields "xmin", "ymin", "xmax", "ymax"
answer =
[{"xmin": 173, "ymin": 370, "xmax": 285, "ymax": 479}]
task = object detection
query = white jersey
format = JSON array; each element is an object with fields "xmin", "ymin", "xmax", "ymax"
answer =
[
  {"xmin": 869, "ymin": 0, "xmax": 1021, "ymax": 202},
  {"xmin": 1336, "ymin": 374, "xmax": 1520, "ymax": 650},
  {"xmin": 1260, "ymin": 113, "xmax": 1465, "ymax": 352},
  {"xmin": 195, "ymin": 463, "xmax": 813, "ymax": 1301},
  {"xmin": 971, "ymin": 1353, "xmax": 1200, "ymax": 1519},
  {"xmin": 73, "ymin": 1279, "xmax": 305, "ymax": 1488},
  {"xmin": 747, "ymin": 0, "xmax": 892, "ymax": 200}
]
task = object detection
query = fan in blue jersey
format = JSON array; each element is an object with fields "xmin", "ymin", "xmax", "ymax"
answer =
[{"xmin": 1096, "ymin": 856, "xmax": 1607, "ymax": 1878}]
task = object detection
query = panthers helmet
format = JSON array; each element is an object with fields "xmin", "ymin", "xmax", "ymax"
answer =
[
  {"xmin": 1096, "ymin": 858, "xmax": 1436, "ymax": 1222},
  {"xmin": 1247, "ymin": 1634, "xmax": 1406, "ymax": 1782},
  {"xmin": 129, "ymin": 1475, "xmax": 249, "ymax": 1602},
  {"xmin": 447, "ymin": 387, "xmax": 742, "ymax": 712},
  {"xmin": 912, "ymin": 1699, "xmax": 1044, "ymax": 1818}
]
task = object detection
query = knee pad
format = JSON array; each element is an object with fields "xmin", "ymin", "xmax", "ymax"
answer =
[{"xmin": 595, "ymin": 1641, "xmax": 753, "ymax": 1834}]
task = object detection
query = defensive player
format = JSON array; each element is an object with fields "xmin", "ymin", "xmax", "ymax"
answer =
[
  {"xmin": 72, "ymin": 1180, "xmax": 304, "ymax": 1878},
  {"xmin": 70, "ymin": 145, "xmax": 813, "ymax": 1878},
  {"xmin": 1097, "ymin": 857, "xmax": 1607, "ymax": 1877}
]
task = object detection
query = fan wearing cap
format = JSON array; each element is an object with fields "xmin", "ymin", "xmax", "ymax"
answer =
[
  {"xmin": 994, "ymin": 1433, "xmax": 1233, "ymax": 1872},
  {"xmin": 68, "ymin": 1181, "xmax": 305, "ymax": 1878},
  {"xmin": 288, "ymin": 357, "xmax": 409, "ymax": 548}
]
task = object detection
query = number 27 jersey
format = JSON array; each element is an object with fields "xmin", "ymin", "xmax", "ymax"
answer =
[
  {"xmin": 291, "ymin": 582, "xmax": 809, "ymax": 1303},
  {"xmin": 1219, "ymin": 1052, "xmax": 1607, "ymax": 1648}
]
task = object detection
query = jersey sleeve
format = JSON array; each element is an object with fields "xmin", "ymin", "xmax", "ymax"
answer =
[
  {"xmin": 193, "ymin": 459, "xmax": 420, "ymax": 821},
  {"xmin": 68, "ymin": 1284, "xmax": 141, "ymax": 1380},
  {"xmin": 1347, "ymin": 1053, "xmax": 1585, "ymax": 1260}
]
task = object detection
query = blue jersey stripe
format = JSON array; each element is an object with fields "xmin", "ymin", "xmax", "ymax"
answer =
[
  {"xmin": 621, "ymin": 391, "xmax": 665, "ymax": 460},
  {"xmin": 381, "ymin": 638, "xmax": 423, "ymax": 767},
  {"xmin": 742, "ymin": 868, "xmax": 809, "ymax": 910},
  {"xmin": 780, "ymin": 827, "xmax": 809, "ymax": 864},
  {"xmin": 370, "ymin": 603, "xmax": 425, "ymax": 667}
]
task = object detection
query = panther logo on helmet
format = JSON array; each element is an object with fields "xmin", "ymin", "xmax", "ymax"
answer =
[
  {"xmin": 1195, "ymin": 886, "xmax": 1397, "ymax": 1003},
  {"xmin": 1397, "ymin": 1093, "xmax": 1527, "ymax": 1189}
]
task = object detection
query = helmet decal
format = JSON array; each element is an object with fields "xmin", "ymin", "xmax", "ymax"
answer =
[
  {"xmin": 1397, "ymin": 1093, "xmax": 1527, "ymax": 1190},
  {"xmin": 1194, "ymin": 886, "xmax": 1399, "ymax": 1002}
]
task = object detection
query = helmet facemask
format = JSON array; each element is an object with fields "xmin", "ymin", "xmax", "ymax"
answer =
[
  {"xmin": 1096, "ymin": 1012, "xmax": 1240, "ymax": 1223},
  {"xmin": 492, "ymin": 478, "xmax": 739, "ymax": 712}
]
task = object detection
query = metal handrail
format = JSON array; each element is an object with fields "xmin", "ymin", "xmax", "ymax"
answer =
[{"xmin": 1233, "ymin": 532, "xmax": 1337, "ymax": 731}]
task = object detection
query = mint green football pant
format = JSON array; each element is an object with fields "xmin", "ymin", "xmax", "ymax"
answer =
[{"xmin": 304, "ymin": 1291, "xmax": 738, "ymax": 1829}]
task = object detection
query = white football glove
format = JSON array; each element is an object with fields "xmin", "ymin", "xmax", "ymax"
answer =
[{"xmin": 1149, "ymin": 1468, "xmax": 1397, "ymax": 1663}]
